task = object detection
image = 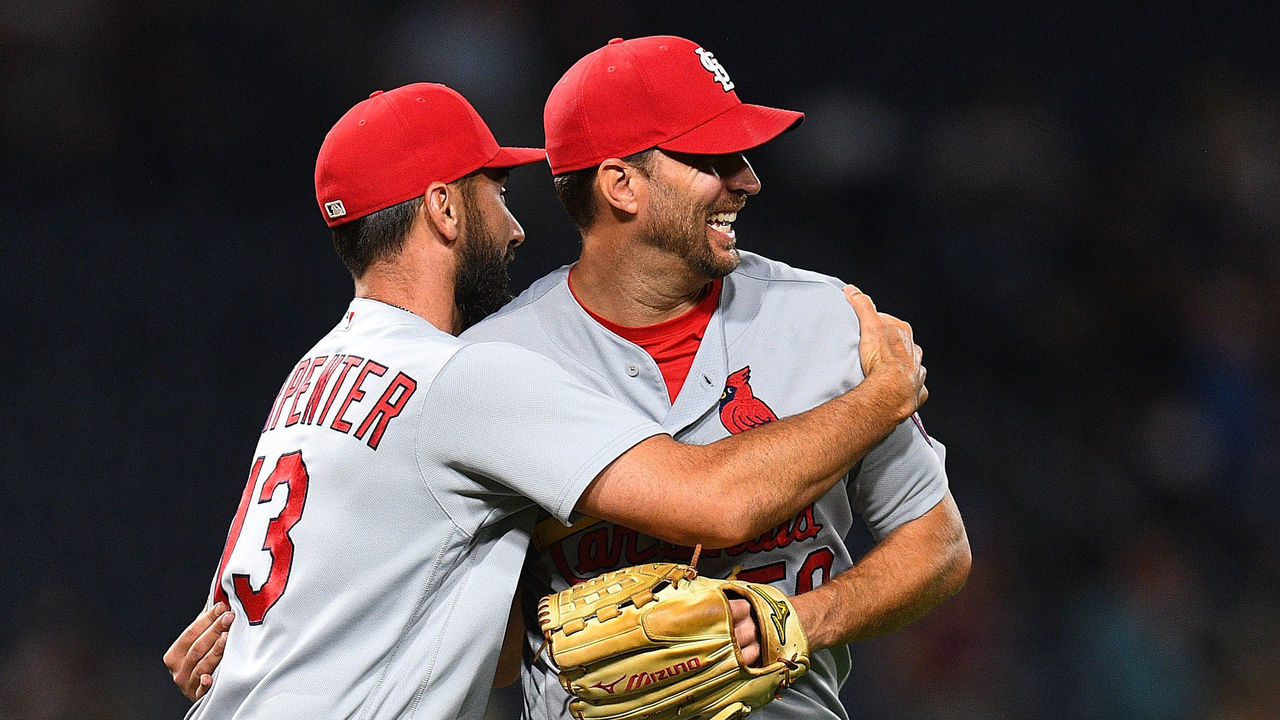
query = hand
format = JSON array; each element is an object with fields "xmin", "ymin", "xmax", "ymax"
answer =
[
  {"xmin": 729, "ymin": 598, "xmax": 761, "ymax": 667},
  {"xmin": 539, "ymin": 562, "xmax": 808, "ymax": 720},
  {"xmin": 163, "ymin": 602, "xmax": 234, "ymax": 701},
  {"xmin": 843, "ymin": 285, "xmax": 927, "ymax": 420}
]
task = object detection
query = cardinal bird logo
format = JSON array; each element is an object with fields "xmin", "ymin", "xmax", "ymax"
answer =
[{"xmin": 718, "ymin": 366, "xmax": 778, "ymax": 434}]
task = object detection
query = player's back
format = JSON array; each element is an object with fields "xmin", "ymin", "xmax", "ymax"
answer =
[{"xmin": 186, "ymin": 299, "xmax": 523, "ymax": 720}]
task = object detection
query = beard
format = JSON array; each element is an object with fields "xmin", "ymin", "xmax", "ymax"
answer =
[
  {"xmin": 638, "ymin": 179, "xmax": 740, "ymax": 279},
  {"xmin": 453, "ymin": 199, "xmax": 515, "ymax": 332}
]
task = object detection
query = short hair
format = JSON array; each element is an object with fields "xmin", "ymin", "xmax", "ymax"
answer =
[
  {"xmin": 552, "ymin": 149, "xmax": 655, "ymax": 231},
  {"xmin": 331, "ymin": 175, "xmax": 478, "ymax": 277}
]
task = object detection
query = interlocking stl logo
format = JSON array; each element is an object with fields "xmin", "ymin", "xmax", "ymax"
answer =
[{"xmin": 694, "ymin": 48, "xmax": 735, "ymax": 92}]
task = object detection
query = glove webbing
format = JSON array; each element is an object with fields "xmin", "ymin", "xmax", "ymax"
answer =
[{"xmin": 534, "ymin": 544, "xmax": 704, "ymax": 662}]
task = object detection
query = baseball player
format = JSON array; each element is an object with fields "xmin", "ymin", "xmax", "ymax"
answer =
[
  {"xmin": 166, "ymin": 81, "xmax": 930, "ymax": 719},
  {"xmin": 460, "ymin": 36, "xmax": 972, "ymax": 719}
]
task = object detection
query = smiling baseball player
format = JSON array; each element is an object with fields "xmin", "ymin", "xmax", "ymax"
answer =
[
  {"xmin": 166, "ymin": 78, "xmax": 935, "ymax": 720},
  {"xmin": 459, "ymin": 36, "xmax": 971, "ymax": 720}
]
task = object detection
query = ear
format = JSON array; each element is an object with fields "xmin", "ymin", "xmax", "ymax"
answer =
[
  {"xmin": 596, "ymin": 158, "xmax": 642, "ymax": 217},
  {"xmin": 423, "ymin": 181, "xmax": 461, "ymax": 244}
]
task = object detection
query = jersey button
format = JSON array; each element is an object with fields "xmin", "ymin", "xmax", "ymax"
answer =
[{"xmin": 625, "ymin": 362, "xmax": 640, "ymax": 377}]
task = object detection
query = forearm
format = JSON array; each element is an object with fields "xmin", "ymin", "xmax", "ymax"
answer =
[
  {"xmin": 790, "ymin": 492, "xmax": 971, "ymax": 650},
  {"xmin": 583, "ymin": 376, "xmax": 908, "ymax": 548},
  {"xmin": 682, "ymin": 373, "xmax": 913, "ymax": 539}
]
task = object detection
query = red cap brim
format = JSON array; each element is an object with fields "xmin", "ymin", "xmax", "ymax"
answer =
[
  {"xmin": 485, "ymin": 146, "xmax": 548, "ymax": 170},
  {"xmin": 658, "ymin": 103, "xmax": 804, "ymax": 157}
]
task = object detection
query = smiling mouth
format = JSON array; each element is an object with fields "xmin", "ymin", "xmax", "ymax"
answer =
[{"xmin": 707, "ymin": 211, "xmax": 738, "ymax": 240}]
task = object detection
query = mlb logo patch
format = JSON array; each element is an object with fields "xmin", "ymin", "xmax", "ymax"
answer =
[{"xmin": 325, "ymin": 200, "xmax": 347, "ymax": 219}]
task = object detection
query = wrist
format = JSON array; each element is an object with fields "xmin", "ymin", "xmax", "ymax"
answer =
[
  {"xmin": 789, "ymin": 590, "xmax": 833, "ymax": 652},
  {"xmin": 850, "ymin": 372, "xmax": 913, "ymax": 427}
]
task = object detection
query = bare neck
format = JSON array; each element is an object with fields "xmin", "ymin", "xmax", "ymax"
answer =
[
  {"xmin": 571, "ymin": 232, "xmax": 711, "ymax": 327},
  {"xmin": 354, "ymin": 259, "xmax": 460, "ymax": 335}
]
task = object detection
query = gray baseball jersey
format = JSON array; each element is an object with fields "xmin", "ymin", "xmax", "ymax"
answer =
[
  {"xmin": 186, "ymin": 299, "xmax": 664, "ymax": 720},
  {"xmin": 462, "ymin": 251, "xmax": 949, "ymax": 720}
]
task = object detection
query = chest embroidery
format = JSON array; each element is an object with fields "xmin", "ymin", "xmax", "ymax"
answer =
[{"xmin": 718, "ymin": 366, "xmax": 778, "ymax": 433}]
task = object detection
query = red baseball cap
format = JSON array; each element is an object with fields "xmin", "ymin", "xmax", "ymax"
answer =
[
  {"xmin": 544, "ymin": 36, "xmax": 805, "ymax": 174},
  {"xmin": 315, "ymin": 83, "xmax": 546, "ymax": 227}
]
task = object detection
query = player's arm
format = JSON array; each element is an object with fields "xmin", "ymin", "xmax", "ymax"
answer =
[
  {"xmin": 576, "ymin": 286, "xmax": 926, "ymax": 549},
  {"xmin": 789, "ymin": 490, "xmax": 970, "ymax": 650},
  {"xmin": 162, "ymin": 602, "xmax": 234, "ymax": 701}
]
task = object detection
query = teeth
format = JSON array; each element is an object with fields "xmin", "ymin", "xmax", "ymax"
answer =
[{"xmin": 707, "ymin": 211, "xmax": 737, "ymax": 226}]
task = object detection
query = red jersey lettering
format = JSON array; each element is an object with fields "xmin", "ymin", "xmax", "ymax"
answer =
[
  {"xmin": 354, "ymin": 372, "xmax": 417, "ymax": 450},
  {"xmin": 331, "ymin": 360, "xmax": 386, "ymax": 434},
  {"xmin": 285, "ymin": 357, "xmax": 328, "ymax": 427}
]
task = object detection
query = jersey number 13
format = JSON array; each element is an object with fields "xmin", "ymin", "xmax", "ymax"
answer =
[{"xmin": 212, "ymin": 451, "xmax": 310, "ymax": 624}]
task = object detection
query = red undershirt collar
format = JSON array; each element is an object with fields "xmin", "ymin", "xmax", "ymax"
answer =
[{"xmin": 568, "ymin": 270, "xmax": 722, "ymax": 403}]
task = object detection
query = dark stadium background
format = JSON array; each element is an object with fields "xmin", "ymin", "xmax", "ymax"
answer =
[{"xmin": 2, "ymin": 2, "xmax": 1276, "ymax": 718}]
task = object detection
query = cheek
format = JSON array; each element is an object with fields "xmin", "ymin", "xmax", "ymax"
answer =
[{"xmin": 480, "ymin": 202, "xmax": 508, "ymax": 240}]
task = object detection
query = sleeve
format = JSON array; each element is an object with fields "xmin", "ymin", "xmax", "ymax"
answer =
[
  {"xmin": 416, "ymin": 341, "xmax": 666, "ymax": 525},
  {"xmin": 800, "ymin": 271, "xmax": 946, "ymax": 539},
  {"xmin": 739, "ymin": 262, "xmax": 948, "ymax": 541},
  {"xmin": 850, "ymin": 418, "xmax": 949, "ymax": 540}
]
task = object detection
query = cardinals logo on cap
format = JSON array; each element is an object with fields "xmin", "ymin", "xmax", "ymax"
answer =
[
  {"xmin": 718, "ymin": 366, "xmax": 777, "ymax": 434},
  {"xmin": 694, "ymin": 48, "xmax": 735, "ymax": 92}
]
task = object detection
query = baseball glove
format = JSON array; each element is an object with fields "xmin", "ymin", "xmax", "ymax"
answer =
[{"xmin": 537, "ymin": 562, "xmax": 809, "ymax": 720}]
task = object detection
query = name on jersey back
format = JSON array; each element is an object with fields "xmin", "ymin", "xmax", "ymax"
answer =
[{"xmin": 261, "ymin": 354, "xmax": 417, "ymax": 450}]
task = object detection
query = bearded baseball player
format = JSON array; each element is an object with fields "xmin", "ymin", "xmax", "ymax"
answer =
[
  {"xmin": 166, "ymin": 81, "xmax": 933, "ymax": 719},
  {"xmin": 461, "ymin": 37, "xmax": 972, "ymax": 720}
]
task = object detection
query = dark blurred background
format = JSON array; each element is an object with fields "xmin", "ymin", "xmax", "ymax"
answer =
[{"xmin": 2, "ymin": 1, "xmax": 1277, "ymax": 718}]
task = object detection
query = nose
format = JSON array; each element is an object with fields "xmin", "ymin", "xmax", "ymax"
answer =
[
  {"xmin": 722, "ymin": 154, "xmax": 761, "ymax": 196},
  {"xmin": 507, "ymin": 210, "xmax": 526, "ymax": 249}
]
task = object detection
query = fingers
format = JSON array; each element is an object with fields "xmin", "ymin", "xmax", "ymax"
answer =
[
  {"xmin": 842, "ymin": 284, "xmax": 875, "ymax": 309},
  {"xmin": 192, "ymin": 632, "xmax": 228, "ymax": 699},
  {"xmin": 884, "ymin": 313, "xmax": 910, "ymax": 337},
  {"xmin": 186, "ymin": 607, "xmax": 233, "ymax": 671},
  {"xmin": 842, "ymin": 285, "xmax": 879, "ymax": 329},
  {"xmin": 843, "ymin": 285, "xmax": 929, "ymax": 420},
  {"xmin": 888, "ymin": 314, "xmax": 927, "ymax": 405},
  {"xmin": 729, "ymin": 598, "xmax": 761, "ymax": 667},
  {"xmin": 164, "ymin": 603, "xmax": 222, "ymax": 670},
  {"xmin": 165, "ymin": 603, "xmax": 234, "ymax": 701}
]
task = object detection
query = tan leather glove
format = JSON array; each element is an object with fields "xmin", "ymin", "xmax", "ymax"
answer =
[{"xmin": 538, "ymin": 562, "xmax": 809, "ymax": 720}]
